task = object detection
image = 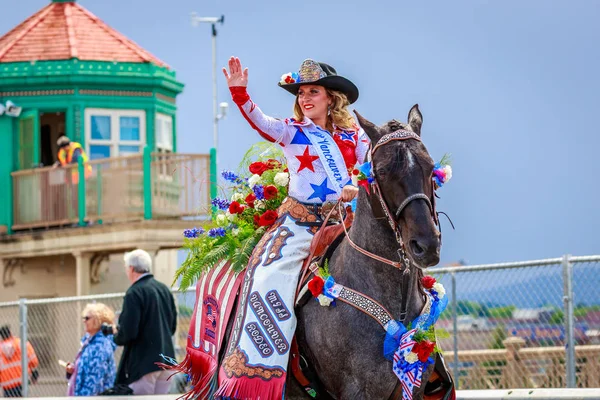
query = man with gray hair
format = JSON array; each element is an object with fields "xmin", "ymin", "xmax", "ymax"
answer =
[{"xmin": 111, "ymin": 249, "xmax": 177, "ymax": 395}]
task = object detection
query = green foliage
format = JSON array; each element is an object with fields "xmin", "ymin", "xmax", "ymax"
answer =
[
  {"xmin": 488, "ymin": 305, "xmax": 516, "ymax": 319},
  {"xmin": 490, "ymin": 324, "xmax": 507, "ymax": 349},
  {"xmin": 456, "ymin": 300, "xmax": 490, "ymax": 317},
  {"xmin": 174, "ymin": 143, "xmax": 288, "ymax": 292}
]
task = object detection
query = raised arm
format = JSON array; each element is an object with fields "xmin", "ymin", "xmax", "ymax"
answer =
[{"xmin": 223, "ymin": 57, "xmax": 292, "ymax": 145}]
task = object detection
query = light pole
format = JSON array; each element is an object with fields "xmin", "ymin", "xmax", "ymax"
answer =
[{"xmin": 191, "ymin": 13, "xmax": 226, "ymax": 158}]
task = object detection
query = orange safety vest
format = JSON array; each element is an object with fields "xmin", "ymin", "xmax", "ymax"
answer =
[
  {"xmin": 57, "ymin": 142, "xmax": 92, "ymax": 184},
  {"xmin": 0, "ymin": 337, "xmax": 39, "ymax": 390}
]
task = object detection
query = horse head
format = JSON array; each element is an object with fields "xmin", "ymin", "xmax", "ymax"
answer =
[{"xmin": 355, "ymin": 105, "xmax": 441, "ymax": 268}]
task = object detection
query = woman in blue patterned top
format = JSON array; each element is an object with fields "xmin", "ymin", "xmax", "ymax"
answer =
[{"xmin": 66, "ymin": 303, "xmax": 117, "ymax": 396}]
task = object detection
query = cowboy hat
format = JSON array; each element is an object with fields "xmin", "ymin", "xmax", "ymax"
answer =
[{"xmin": 278, "ymin": 59, "xmax": 359, "ymax": 104}]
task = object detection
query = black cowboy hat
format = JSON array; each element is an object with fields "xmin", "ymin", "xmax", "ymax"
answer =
[{"xmin": 278, "ymin": 59, "xmax": 359, "ymax": 104}]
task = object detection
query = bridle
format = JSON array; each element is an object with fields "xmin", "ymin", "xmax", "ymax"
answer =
[{"xmin": 342, "ymin": 129, "xmax": 439, "ymax": 272}]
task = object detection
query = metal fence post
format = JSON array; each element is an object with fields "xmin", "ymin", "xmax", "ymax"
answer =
[
  {"xmin": 562, "ymin": 254, "xmax": 576, "ymax": 388},
  {"xmin": 19, "ymin": 298, "xmax": 28, "ymax": 397},
  {"xmin": 451, "ymin": 271, "xmax": 459, "ymax": 389}
]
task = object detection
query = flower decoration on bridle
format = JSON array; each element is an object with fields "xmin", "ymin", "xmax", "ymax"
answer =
[
  {"xmin": 433, "ymin": 154, "xmax": 452, "ymax": 190},
  {"xmin": 279, "ymin": 72, "xmax": 300, "ymax": 85},
  {"xmin": 351, "ymin": 161, "xmax": 374, "ymax": 194}
]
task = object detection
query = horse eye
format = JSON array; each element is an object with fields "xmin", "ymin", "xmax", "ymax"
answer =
[{"xmin": 376, "ymin": 168, "xmax": 387, "ymax": 178}]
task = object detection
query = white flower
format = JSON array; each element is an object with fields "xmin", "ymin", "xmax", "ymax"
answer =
[
  {"xmin": 231, "ymin": 228, "xmax": 240, "ymax": 236},
  {"xmin": 444, "ymin": 166, "xmax": 452, "ymax": 182},
  {"xmin": 405, "ymin": 352, "xmax": 419, "ymax": 364},
  {"xmin": 248, "ymin": 174, "xmax": 261, "ymax": 188},
  {"xmin": 274, "ymin": 172, "xmax": 289, "ymax": 187},
  {"xmin": 254, "ymin": 199, "xmax": 266, "ymax": 210},
  {"xmin": 317, "ymin": 294, "xmax": 333, "ymax": 307},
  {"xmin": 433, "ymin": 282, "xmax": 446, "ymax": 299},
  {"xmin": 216, "ymin": 214, "xmax": 227, "ymax": 225},
  {"xmin": 226, "ymin": 211, "xmax": 237, "ymax": 222},
  {"xmin": 231, "ymin": 193, "xmax": 245, "ymax": 202}
]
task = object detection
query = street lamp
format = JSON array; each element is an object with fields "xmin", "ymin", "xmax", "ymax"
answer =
[{"xmin": 191, "ymin": 13, "xmax": 227, "ymax": 157}]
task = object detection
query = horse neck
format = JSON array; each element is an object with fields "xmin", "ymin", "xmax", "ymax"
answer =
[{"xmin": 335, "ymin": 190, "xmax": 425, "ymax": 323}]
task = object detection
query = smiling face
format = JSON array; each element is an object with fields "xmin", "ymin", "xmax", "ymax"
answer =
[
  {"xmin": 296, "ymin": 85, "xmax": 331, "ymax": 122},
  {"xmin": 82, "ymin": 312, "xmax": 99, "ymax": 335}
]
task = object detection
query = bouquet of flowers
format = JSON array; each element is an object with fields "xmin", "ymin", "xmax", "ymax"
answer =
[{"xmin": 175, "ymin": 145, "xmax": 289, "ymax": 290}]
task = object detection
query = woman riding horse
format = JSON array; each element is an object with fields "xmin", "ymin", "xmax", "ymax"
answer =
[{"xmin": 215, "ymin": 57, "xmax": 369, "ymax": 399}]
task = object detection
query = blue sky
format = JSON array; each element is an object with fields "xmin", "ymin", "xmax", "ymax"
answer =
[{"xmin": 3, "ymin": 0, "xmax": 599, "ymax": 266}]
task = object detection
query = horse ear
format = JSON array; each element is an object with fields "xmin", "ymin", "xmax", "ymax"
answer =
[
  {"xmin": 407, "ymin": 104, "xmax": 423, "ymax": 137},
  {"xmin": 354, "ymin": 110, "xmax": 381, "ymax": 142}
]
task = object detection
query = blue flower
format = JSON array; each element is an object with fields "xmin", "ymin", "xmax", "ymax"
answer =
[
  {"xmin": 211, "ymin": 197, "xmax": 230, "ymax": 210},
  {"xmin": 183, "ymin": 227, "xmax": 204, "ymax": 238},
  {"xmin": 253, "ymin": 185, "xmax": 265, "ymax": 200},
  {"xmin": 207, "ymin": 227, "xmax": 226, "ymax": 238},
  {"xmin": 221, "ymin": 170, "xmax": 239, "ymax": 182}
]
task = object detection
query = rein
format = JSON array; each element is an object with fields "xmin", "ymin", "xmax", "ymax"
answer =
[{"xmin": 351, "ymin": 129, "xmax": 437, "ymax": 270}]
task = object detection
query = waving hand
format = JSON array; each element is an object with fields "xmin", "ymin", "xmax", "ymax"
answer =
[{"xmin": 222, "ymin": 56, "xmax": 248, "ymax": 87}]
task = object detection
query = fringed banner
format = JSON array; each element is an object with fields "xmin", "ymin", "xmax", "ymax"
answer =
[{"xmin": 160, "ymin": 261, "xmax": 243, "ymax": 399}]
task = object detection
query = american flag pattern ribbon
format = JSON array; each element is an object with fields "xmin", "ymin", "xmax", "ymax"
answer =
[{"xmin": 392, "ymin": 328, "xmax": 423, "ymax": 400}]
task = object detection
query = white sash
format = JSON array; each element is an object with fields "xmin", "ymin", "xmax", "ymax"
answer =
[{"xmin": 304, "ymin": 126, "xmax": 351, "ymax": 194}]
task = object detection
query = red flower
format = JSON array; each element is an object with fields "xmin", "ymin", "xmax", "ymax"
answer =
[
  {"xmin": 249, "ymin": 162, "xmax": 269, "ymax": 176},
  {"xmin": 258, "ymin": 210, "xmax": 278, "ymax": 227},
  {"xmin": 228, "ymin": 201, "xmax": 245, "ymax": 215},
  {"xmin": 245, "ymin": 193, "xmax": 256, "ymax": 208},
  {"xmin": 357, "ymin": 179, "xmax": 370, "ymax": 195},
  {"xmin": 284, "ymin": 168, "xmax": 289, "ymax": 173},
  {"xmin": 412, "ymin": 340, "xmax": 436, "ymax": 363},
  {"xmin": 308, "ymin": 276, "xmax": 325, "ymax": 297},
  {"xmin": 253, "ymin": 214, "xmax": 260, "ymax": 226},
  {"xmin": 264, "ymin": 185, "xmax": 279, "ymax": 200},
  {"xmin": 352, "ymin": 169, "xmax": 360, "ymax": 176},
  {"xmin": 266, "ymin": 159, "xmax": 282, "ymax": 169},
  {"xmin": 421, "ymin": 276, "xmax": 436, "ymax": 289}
]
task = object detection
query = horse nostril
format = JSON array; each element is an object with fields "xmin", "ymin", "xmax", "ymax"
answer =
[{"xmin": 409, "ymin": 239, "xmax": 425, "ymax": 257}]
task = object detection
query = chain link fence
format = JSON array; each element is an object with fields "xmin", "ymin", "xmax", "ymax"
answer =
[
  {"xmin": 430, "ymin": 255, "xmax": 600, "ymax": 390},
  {"xmin": 1, "ymin": 255, "xmax": 599, "ymax": 396},
  {"xmin": 0, "ymin": 288, "xmax": 196, "ymax": 397}
]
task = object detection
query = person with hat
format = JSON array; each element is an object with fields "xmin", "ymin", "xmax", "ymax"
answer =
[
  {"xmin": 54, "ymin": 135, "xmax": 92, "ymax": 184},
  {"xmin": 214, "ymin": 57, "xmax": 369, "ymax": 399}
]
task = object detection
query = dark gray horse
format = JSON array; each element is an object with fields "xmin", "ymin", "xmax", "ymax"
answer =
[{"xmin": 287, "ymin": 105, "xmax": 443, "ymax": 399}]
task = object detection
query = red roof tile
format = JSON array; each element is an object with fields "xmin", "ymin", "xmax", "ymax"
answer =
[{"xmin": 0, "ymin": 1, "xmax": 168, "ymax": 67}]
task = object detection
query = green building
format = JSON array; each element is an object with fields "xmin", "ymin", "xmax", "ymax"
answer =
[{"xmin": 0, "ymin": 0, "xmax": 211, "ymax": 301}]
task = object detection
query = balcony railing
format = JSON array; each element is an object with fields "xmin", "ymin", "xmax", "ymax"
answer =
[{"xmin": 11, "ymin": 150, "xmax": 213, "ymax": 231}]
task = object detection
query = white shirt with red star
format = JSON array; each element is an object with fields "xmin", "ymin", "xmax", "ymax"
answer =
[{"xmin": 231, "ymin": 86, "xmax": 370, "ymax": 204}]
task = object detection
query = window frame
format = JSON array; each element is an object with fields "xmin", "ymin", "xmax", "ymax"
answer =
[
  {"xmin": 84, "ymin": 108, "xmax": 147, "ymax": 160},
  {"xmin": 155, "ymin": 112, "xmax": 174, "ymax": 153}
]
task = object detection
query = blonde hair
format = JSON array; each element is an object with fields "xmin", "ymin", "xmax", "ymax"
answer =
[
  {"xmin": 293, "ymin": 88, "xmax": 356, "ymax": 133},
  {"xmin": 82, "ymin": 303, "xmax": 115, "ymax": 330}
]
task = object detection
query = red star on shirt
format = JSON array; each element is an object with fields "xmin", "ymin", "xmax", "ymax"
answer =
[{"xmin": 295, "ymin": 146, "xmax": 319, "ymax": 172}]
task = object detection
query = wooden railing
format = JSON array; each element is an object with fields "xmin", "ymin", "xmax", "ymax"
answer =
[
  {"xmin": 444, "ymin": 337, "xmax": 600, "ymax": 389},
  {"xmin": 11, "ymin": 152, "xmax": 212, "ymax": 230}
]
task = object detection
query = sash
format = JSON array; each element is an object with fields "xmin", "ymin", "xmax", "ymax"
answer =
[{"xmin": 304, "ymin": 126, "xmax": 351, "ymax": 194}]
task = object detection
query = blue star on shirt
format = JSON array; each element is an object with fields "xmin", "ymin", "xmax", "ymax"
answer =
[
  {"xmin": 290, "ymin": 127, "xmax": 312, "ymax": 145},
  {"xmin": 338, "ymin": 131, "xmax": 355, "ymax": 142},
  {"xmin": 307, "ymin": 178, "xmax": 337, "ymax": 202}
]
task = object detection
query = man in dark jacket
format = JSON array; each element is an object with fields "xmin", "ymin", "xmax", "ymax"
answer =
[{"xmin": 112, "ymin": 249, "xmax": 177, "ymax": 395}]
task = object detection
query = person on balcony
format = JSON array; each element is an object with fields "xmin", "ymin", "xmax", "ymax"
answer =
[{"xmin": 54, "ymin": 135, "xmax": 92, "ymax": 184}]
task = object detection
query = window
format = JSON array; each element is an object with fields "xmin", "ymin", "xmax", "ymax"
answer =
[
  {"xmin": 155, "ymin": 113, "xmax": 174, "ymax": 177},
  {"xmin": 155, "ymin": 113, "xmax": 173, "ymax": 153},
  {"xmin": 85, "ymin": 109, "xmax": 146, "ymax": 160}
]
